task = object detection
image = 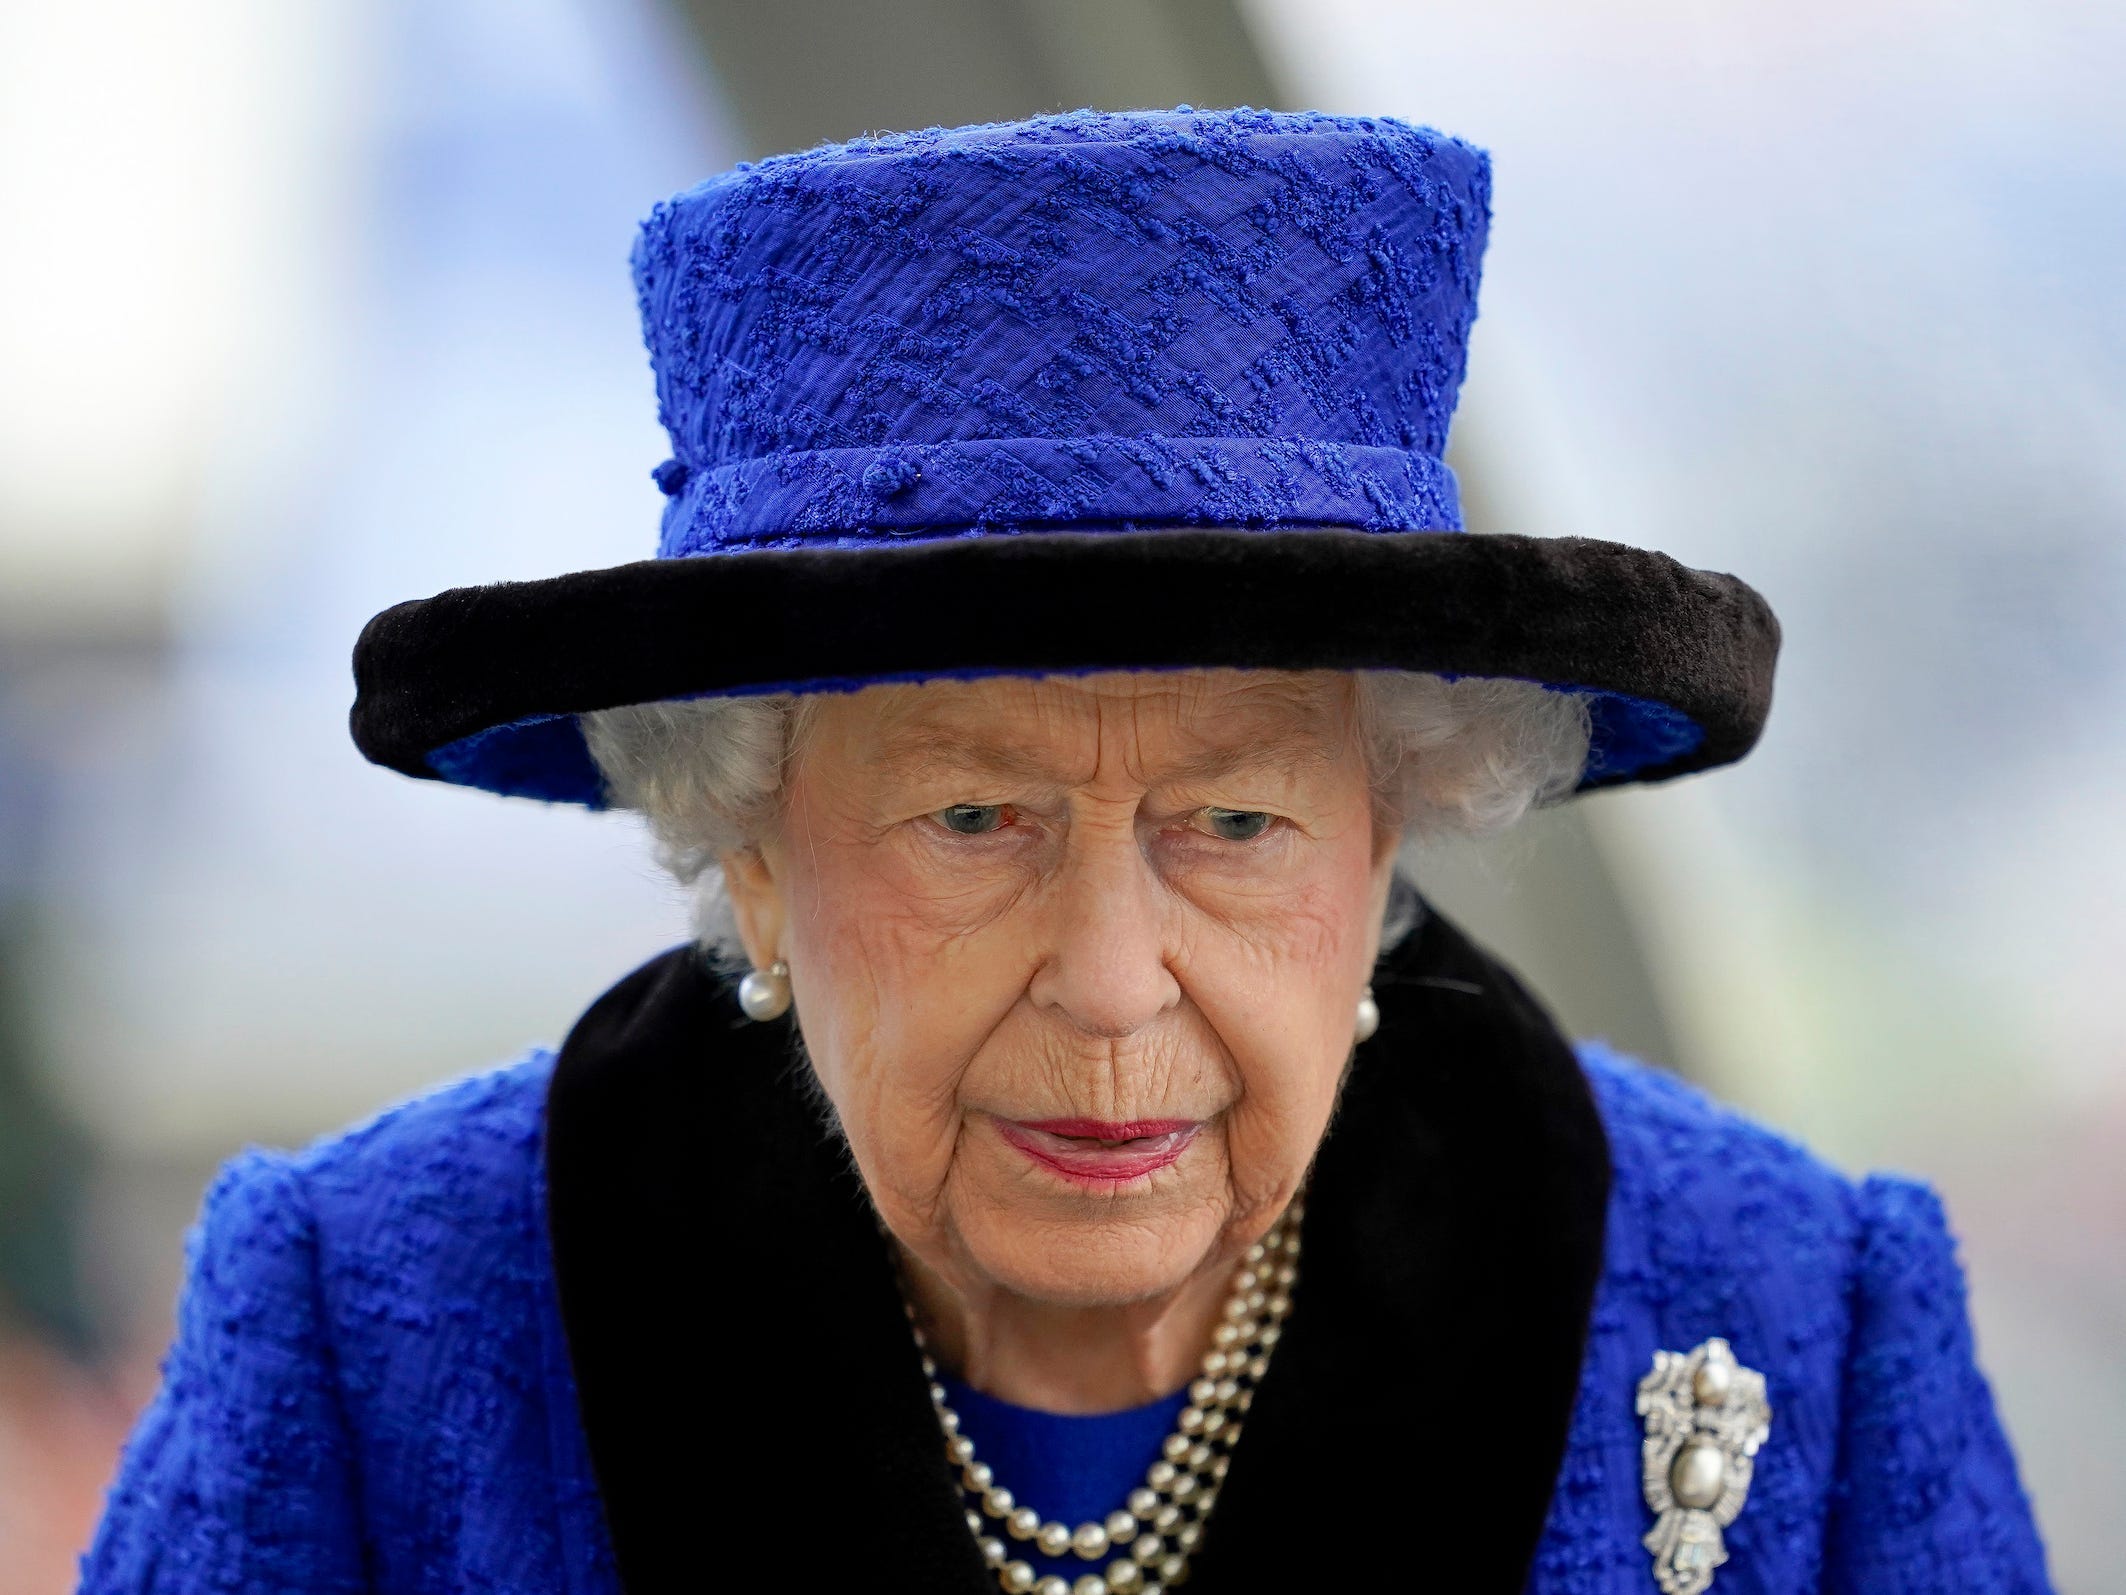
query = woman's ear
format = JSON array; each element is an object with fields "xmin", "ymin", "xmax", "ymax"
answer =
[
  {"xmin": 721, "ymin": 845, "xmax": 788, "ymax": 969},
  {"xmin": 1371, "ymin": 815, "xmax": 1405, "ymax": 871},
  {"xmin": 1364, "ymin": 823, "xmax": 1404, "ymax": 965}
]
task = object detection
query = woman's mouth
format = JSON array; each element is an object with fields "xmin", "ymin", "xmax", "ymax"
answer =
[{"xmin": 994, "ymin": 1117, "xmax": 1201, "ymax": 1186}]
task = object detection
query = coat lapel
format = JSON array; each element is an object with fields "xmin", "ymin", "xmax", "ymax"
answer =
[
  {"xmin": 543, "ymin": 948, "xmax": 991, "ymax": 1594},
  {"xmin": 544, "ymin": 908, "xmax": 1610, "ymax": 1592}
]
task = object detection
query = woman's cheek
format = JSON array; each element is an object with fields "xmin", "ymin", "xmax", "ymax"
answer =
[
  {"xmin": 809, "ymin": 913, "xmax": 1021, "ymax": 1209},
  {"xmin": 1193, "ymin": 896, "xmax": 1372, "ymax": 1201},
  {"xmin": 1223, "ymin": 996, "xmax": 1346, "ymax": 1118},
  {"xmin": 793, "ymin": 846, "xmax": 1040, "ymax": 1224},
  {"xmin": 812, "ymin": 1011, "xmax": 968, "ymax": 1232},
  {"xmin": 1217, "ymin": 1056, "xmax": 1340, "ymax": 1215}
]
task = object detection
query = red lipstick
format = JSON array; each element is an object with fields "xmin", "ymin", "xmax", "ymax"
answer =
[{"xmin": 995, "ymin": 1117, "xmax": 1200, "ymax": 1186}]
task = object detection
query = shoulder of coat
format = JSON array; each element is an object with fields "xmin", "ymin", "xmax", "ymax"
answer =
[{"xmin": 1576, "ymin": 1040, "xmax": 1865, "ymax": 1269}]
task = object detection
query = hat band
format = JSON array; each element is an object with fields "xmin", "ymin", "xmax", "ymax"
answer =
[{"xmin": 657, "ymin": 434, "xmax": 1464, "ymax": 556}]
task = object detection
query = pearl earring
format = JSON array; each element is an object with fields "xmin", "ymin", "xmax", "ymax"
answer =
[
  {"xmin": 1354, "ymin": 984, "xmax": 1380, "ymax": 1044},
  {"xmin": 737, "ymin": 958, "xmax": 792, "ymax": 1022}
]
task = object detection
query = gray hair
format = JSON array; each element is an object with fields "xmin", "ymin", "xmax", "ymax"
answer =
[{"xmin": 581, "ymin": 672, "xmax": 1591, "ymax": 965}]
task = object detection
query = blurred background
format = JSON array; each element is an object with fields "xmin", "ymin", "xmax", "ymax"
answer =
[{"xmin": 1, "ymin": 0, "xmax": 2120, "ymax": 1586}]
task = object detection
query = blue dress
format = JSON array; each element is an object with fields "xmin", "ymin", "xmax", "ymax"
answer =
[
  {"xmin": 936, "ymin": 1375, "xmax": 1189, "ymax": 1586},
  {"xmin": 80, "ymin": 922, "xmax": 2051, "ymax": 1594}
]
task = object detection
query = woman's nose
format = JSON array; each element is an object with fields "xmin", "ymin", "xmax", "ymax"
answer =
[{"xmin": 1025, "ymin": 826, "xmax": 1181, "ymax": 1040}]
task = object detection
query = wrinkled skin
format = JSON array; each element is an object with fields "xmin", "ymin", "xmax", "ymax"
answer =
[{"xmin": 723, "ymin": 669, "xmax": 1399, "ymax": 1411}]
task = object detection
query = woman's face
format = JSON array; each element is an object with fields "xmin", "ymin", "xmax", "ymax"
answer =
[{"xmin": 725, "ymin": 669, "xmax": 1398, "ymax": 1311}]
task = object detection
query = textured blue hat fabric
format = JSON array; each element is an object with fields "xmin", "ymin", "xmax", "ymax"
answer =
[
  {"xmin": 350, "ymin": 109, "xmax": 1780, "ymax": 806},
  {"xmin": 635, "ymin": 107, "xmax": 1483, "ymax": 554}
]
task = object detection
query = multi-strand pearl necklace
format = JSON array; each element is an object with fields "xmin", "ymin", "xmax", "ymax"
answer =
[{"xmin": 908, "ymin": 1199, "xmax": 1304, "ymax": 1595}]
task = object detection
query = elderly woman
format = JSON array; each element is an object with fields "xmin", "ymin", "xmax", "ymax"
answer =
[{"xmin": 84, "ymin": 110, "xmax": 2047, "ymax": 1595}]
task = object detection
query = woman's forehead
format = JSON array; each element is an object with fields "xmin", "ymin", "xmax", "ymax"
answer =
[{"xmin": 814, "ymin": 669, "xmax": 1359, "ymax": 779}]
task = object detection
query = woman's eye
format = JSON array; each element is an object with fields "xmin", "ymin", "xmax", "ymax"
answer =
[
  {"xmin": 934, "ymin": 803, "xmax": 1010, "ymax": 836},
  {"xmin": 1199, "ymin": 807, "xmax": 1274, "ymax": 842}
]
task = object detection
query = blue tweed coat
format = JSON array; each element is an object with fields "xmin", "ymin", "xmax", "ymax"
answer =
[{"xmin": 82, "ymin": 914, "xmax": 2049, "ymax": 1594}]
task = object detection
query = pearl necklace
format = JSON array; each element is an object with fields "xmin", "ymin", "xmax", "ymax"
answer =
[{"xmin": 909, "ymin": 1200, "xmax": 1304, "ymax": 1595}]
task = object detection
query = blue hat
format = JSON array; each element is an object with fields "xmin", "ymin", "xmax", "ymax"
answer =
[{"xmin": 351, "ymin": 107, "xmax": 1777, "ymax": 804}]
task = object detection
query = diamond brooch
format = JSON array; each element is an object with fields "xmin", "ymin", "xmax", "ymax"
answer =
[{"xmin": 1636, "ymin": 1338, "xmax": 1772, "ymax": 1595}]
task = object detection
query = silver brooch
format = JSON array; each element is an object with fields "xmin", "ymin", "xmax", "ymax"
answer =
[{"xmin": 1636, "ymin": 1337, "xmax": 1772, "ymax": 1595}]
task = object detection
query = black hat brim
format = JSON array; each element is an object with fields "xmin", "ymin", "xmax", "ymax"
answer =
[{"xmin": 350, "ymin": 529, "xmax": 1778, "ymax": 804}]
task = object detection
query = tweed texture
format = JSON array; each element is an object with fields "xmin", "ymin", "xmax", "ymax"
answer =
[
  {"xmin": 81, "ymin": 1062, "xmax": 613, "ymax": 1595},
  {"xmin": 631, "ymin": 108, "xmax": 1486, "ymax": 552},
  {"xmin": 346, "ymin": 108, "xmax": 1784, "ymax": 806},
  {"xmin": 1534, "ymin": 1048, "xmax": 2051, "ymax": 1593},
  {"xmin": 82, "ymin": 1052, "xmax": 2045, "ymax": 1593}
]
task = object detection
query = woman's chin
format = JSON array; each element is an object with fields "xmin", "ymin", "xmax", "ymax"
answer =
[
  {"xmin": 948, "ymin": 1189, "xmax": 1222, "ymax": 1310},
  {"xmin": 968, "ymin": 1246, "xmax": 1202, "ymax": 1311}
]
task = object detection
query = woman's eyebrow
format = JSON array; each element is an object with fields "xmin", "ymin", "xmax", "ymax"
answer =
[
  {"xmin": 867, "ymin": 730, "xmax": 1071, "ymax": 785},
  {"xmin": 867, "ymin": 725, "xmax": 1337, "ymax": 786},
  {"xmin": 1158, "ymin": 735, "xmax": 1339, "ymax": 785}
]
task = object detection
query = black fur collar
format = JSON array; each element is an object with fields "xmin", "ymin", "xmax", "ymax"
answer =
[{"xmin": 544, "ymin": 908, "xmax": 1611, "ymax": 1592}]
